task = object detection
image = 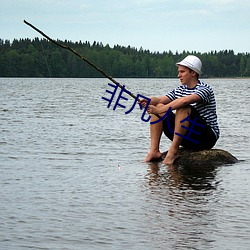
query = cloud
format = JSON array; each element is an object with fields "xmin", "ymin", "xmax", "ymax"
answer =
[
  {"xmin": 198, "ymin": 0, "xmax": 250, "ymax": 10},
  {"xmin": 206, "ymin": 0, "xmax": 237, "ymax": 4},
  {"xmin": 79, "ymin": 3, "xmax": 89, "ymax": 10},
  {"xmin": 134, "ymin": 0, "xmax": 168, "ymax": 5}
]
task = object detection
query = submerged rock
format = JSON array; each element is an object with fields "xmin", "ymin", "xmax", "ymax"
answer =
[{"xmin": 161, "ymin": 148, "xmax": 238, "ymax": 166}]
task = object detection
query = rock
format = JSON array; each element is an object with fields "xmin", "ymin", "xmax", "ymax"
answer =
[{"xmin": 161, "ymin": 148, "xmax": 238, "ymax": 166}]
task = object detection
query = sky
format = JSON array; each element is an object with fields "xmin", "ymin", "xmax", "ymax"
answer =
[{"xmin": 1, "ymin": 0, "xmax": 250, "ymax": 53}]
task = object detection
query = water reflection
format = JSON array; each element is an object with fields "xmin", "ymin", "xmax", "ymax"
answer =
[
  {"xmin": 144, "ymin": 162, "xmax": 220, "ymax": 249},
  {"xmin": 147, "ymin": 162, "xmax": 219, "ymax": 191}
]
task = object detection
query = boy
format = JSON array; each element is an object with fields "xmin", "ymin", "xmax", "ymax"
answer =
[{"xmin": 142, "ymin": 55, "xmax": 219, "ymax": 164}]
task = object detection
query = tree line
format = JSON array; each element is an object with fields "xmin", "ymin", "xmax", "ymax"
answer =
[{"xmin": 0, "ymin": 38, "xmax": 250, "ymax": 78}]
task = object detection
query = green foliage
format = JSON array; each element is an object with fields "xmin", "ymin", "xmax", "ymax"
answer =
[{"xmin": 0, "ymin": 38, "xmax": 249, "ymax": 78}]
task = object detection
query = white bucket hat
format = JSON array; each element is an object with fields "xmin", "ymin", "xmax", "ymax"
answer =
[{"xmin": 176, "ymin": 55, "xmax": 202, "ymax": 75}]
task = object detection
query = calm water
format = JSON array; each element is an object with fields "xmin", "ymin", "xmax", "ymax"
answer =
[{"xmin": 1, "ymin": 78, "xmax": 250, "ymax": 250}]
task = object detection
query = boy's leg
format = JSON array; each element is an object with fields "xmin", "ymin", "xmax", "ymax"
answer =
[
  {"xmin": 163, "ymin": 106, "xmax": 191, "ymax": 164},
  {"xmin": 144, "ymin": 104, "xmax": 166, "ymax": 162},
  {"xmin": 144, "ymin": 114, "xmax": 163, "ymax": 162}
]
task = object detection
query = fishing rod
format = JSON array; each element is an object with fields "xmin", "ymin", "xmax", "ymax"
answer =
[{"xmin": 23, "ymin": 20, "xmax": 137, "ymax": 99}]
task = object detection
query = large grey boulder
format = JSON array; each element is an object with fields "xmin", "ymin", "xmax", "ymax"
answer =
[{"xmin": 161, "ymin": 148, "xmax": 238, "ymax": 166}]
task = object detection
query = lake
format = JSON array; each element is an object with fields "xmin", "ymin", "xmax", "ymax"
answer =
[{"xmin": 1, "ymin": 78, "xmax": 250, "ymax": 249}]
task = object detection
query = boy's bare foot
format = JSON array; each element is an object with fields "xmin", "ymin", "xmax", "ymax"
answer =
[
  {"xmin": 144, "ymin": 151, "xmax": 162, "ymax": 162},
  {"xmin": 163, "ymin": 149, "xmax": 179, "ymax": 165}
]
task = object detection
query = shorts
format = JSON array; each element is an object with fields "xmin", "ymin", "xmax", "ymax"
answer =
[{"xmin": 163, "ymin": 106, "xmax": 217, "ymax": 150}]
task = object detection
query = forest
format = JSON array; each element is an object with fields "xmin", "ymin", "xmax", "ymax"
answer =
[{"xmin": 0, "ymin": 38, "xmax": 250, "ymax": 78}]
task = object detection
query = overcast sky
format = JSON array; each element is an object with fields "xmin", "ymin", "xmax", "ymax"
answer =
[{"xmin": 1, "ymin": 0, "xmax": 249, "ymax": 53}]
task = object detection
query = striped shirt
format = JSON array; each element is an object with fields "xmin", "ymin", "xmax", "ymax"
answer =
[{"xmin": 166, "ymin": 80, "xmax": 220, "ymax": 139}]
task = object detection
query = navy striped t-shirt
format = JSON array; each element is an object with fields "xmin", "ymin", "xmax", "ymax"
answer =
[{"xmin": 166, "ymin": 80, "xmax": 220, "ymax": 139}]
